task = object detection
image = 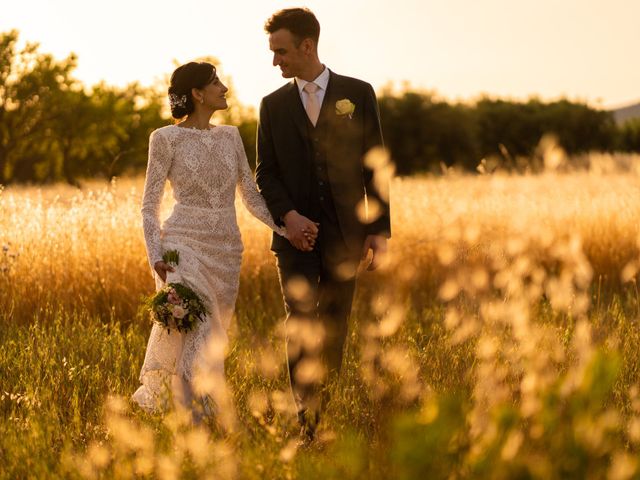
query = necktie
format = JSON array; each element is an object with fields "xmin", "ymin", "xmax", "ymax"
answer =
[{"xmin": 303, "ymin": 82, "xmax": 320, "ymax": 126}]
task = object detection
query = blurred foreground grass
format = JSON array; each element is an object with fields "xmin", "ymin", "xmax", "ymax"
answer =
[{"xmin": 3, "ymin": 164, "xmax": 640, "ymax": 478}]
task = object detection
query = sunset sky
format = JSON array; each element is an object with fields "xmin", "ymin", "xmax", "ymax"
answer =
[{"xmin": 2, "ymin": 0, "xmax": 638, "ymax": 110}]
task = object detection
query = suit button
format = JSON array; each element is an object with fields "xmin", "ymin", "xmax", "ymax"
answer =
[
  {"xmin": 320, "ymin": 196, "xmax": 325, "ymax": 201},
  {"xmin": 319, "ymin": 181, "xmax": 324, "ymax": 185}
]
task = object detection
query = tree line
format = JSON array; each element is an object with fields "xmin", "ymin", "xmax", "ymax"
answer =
[
  {"xmin": 378, "ymin": 91, "xmax": 640, "ymax": 175},
  {"xmin": 1, "ymin": 30, "xmax": 638, "ymax": 185}
]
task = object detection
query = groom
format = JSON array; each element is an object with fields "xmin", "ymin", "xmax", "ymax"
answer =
[{"xmin": 256, "ymin": 7, "xmax": 391, "ymax": 442}]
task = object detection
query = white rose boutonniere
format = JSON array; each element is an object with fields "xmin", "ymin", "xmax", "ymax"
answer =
[{"xmin": 335, "ymin": 99, "xmax": 355, "ymax": 119}]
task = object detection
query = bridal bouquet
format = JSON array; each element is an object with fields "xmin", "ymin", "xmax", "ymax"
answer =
[{"xmin": 144, "ymin": 250, "xmax": 208, "ymax": 333}]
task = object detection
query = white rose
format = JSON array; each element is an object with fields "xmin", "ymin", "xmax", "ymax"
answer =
[
  {"xmin": 335, "ymin": 99, "xmax": 355, "ymax": 116},
  {"xmin": 171, "ymin": 305, "xmax": 186, "ymax": 319}
]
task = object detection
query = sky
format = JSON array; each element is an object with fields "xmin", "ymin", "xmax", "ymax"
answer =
[{"xmin": 2, "ymin": 0, "xmax": 639, "ymax": 110}]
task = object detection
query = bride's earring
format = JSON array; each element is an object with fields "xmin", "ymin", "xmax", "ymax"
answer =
[{"xmin": 200, "ymin": 97, "xmax": 204, "ymax": 104}]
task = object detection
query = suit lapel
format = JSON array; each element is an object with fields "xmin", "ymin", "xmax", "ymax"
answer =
[
  {"xmin": 316, "ymin": 71, "xmax": 339, "ymax": 130},
  {"xmin": 285, "ymin": 80, "xmax": 310, "ymax": 141},
  {"xmin": 283, "ymin": 71, "xmax": 345, "ymax": 156},
  {"xmin": 286, "ymin": 71, "xmax": 344, "ymax": 133},
  {"xmin": 316, "ymin": 71, "xmax": 347, "ymax": 153}
]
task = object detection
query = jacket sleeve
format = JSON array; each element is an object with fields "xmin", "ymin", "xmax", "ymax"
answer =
[
  {"xmin": 255, "ymin": 98, "xmax": 296, "ymax": 223},
  {"xmin": 362, "ymin": 83, "xmax": 391, "ymax": 238}
]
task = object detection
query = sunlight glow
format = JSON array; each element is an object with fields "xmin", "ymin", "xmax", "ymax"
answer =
[{"xmin": 2, "ymin": 0, "xmax": 639, "ymax": 108}]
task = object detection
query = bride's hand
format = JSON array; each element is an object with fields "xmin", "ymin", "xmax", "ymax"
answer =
[
  {"xmin": 154, "ymin": 261, "xmax": 175, "ymax": 282},
  {"xmin": 282, "ymin": 226, "xmax": 317, "ymax": 250}
]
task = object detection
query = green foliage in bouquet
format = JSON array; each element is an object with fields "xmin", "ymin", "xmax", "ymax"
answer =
[
  {"xmin": 144, "ymin": 250, "xmax": 207, "ymax": 333},
  {"xmin": 162, "ymin": 249, "xmax": 179, "ymax": 266}
]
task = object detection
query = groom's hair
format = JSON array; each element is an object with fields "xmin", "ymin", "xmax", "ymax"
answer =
[{"xmin": 264, "ymin": 8, "xmax": 320, "ymax": 46}]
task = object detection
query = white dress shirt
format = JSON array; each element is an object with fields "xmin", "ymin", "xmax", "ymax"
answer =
[{"xmin": 295, "ymin": 66, "xmax": 330, "ymax": 112}]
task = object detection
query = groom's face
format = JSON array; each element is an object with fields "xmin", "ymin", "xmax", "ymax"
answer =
[{"xmin": 269, "ymin": 29, "xmax": 308, "ymax": 78}]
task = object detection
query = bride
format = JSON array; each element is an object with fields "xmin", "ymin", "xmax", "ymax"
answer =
[{"xmin": 132, "ymin": 61, "xmax": 315, "ymax": 419}]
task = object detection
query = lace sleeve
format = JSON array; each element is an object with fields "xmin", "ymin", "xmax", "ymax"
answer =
[
  {"xmin": 141, "ymin": 129, "xmax": 172, "ymax": 271},
  {"xmin": 233, "ymin": 128, "xmax": 286, "ymax": 237}
]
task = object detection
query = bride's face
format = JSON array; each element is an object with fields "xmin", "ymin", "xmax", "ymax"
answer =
[{"xmin": 194, "ymin": 74, "xmax": 228, "ymax": 111}]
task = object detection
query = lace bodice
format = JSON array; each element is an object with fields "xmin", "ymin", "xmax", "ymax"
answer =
[{"xmin": 141, "ymin": 124, "xmax": 285, "ymax": 269}]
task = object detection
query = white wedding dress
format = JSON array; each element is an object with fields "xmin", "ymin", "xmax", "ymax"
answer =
[{"xmin": 132, "ymin": 124, "xmax": 285, "ymax": 413}]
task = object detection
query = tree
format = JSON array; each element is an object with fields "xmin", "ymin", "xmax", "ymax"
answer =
[
  {"xmin": 0, "ymin": 30, "xmax": 166, "ymax": 185},
  {"xmin": 617, "ymin": 118, "xmax": 640, "ymax": 152},
  {"xmin": 0, "ymin": 30, "xmax": 632, "ymax": 183},
  {"xmin": 378, "ymin": 89, "xmax": 619, "ymax": 175},
  {"xmin": 378, "ymin": 90, "xmax": 479, "ymax": 174},
  {"xmin": 0, "ymin": 30, "xmax": 78, "ymax": 183}
]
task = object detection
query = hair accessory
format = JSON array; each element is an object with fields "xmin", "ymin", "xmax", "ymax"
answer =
[{"xmin": 169, "ymin": 93, "xmax": 188, "ymax": 109}]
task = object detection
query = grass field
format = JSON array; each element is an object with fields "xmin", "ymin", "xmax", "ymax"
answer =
[{"xmin": 3, "ymin": 161, "xmax": 640, "ymax": 479}]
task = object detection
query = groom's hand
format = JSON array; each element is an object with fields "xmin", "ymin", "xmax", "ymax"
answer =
[
  {"xmin": 361, "ymin": 235, "xmax": 388, "ymax": 271},
  {"xmin": 283, "ymin": 210, "xmax": 319, "ymax": 252}
]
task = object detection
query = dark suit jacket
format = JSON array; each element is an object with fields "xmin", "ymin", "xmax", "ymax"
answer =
[{"xmin": 256, "ymin": 70, "xmax": 391, "ymax": 253}]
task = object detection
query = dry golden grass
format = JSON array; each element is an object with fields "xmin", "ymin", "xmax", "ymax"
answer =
[
  {"xmin": 2, "ymin": 167, "xmax": 639, "ymax": 323},
  {"xmin": 394, "ymin": 171, "xmax": 640, "ymax": 281},
  {"xmin": 3, "ymin": 157, "xmax": 640, "ymax": 479}
]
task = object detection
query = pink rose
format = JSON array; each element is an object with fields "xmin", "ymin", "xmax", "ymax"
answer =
[
  {"xmin": 167, "ymin": 291, "xmax": 180, "ymax": 305},
  {"xmin": 171, "ymin": 305, "xmax": 186, "ymax": 319}
]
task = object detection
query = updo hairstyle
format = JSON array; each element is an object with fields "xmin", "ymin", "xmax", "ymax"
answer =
[{"xmin": 168, "ymin": 62, "xmax": 216, "ymax": 119}]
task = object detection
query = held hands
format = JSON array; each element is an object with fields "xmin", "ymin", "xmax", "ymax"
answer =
[
  {"xmin": 361, "ymin": 235, "xmax": 388, "ymax": 271},
  {"xmin": 283, "ymin": 210, "xmax": 319, "ymax": 252},
  {"xmin": 154, "ymin": 261, "xmax": 175, "ymax": 282}
]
